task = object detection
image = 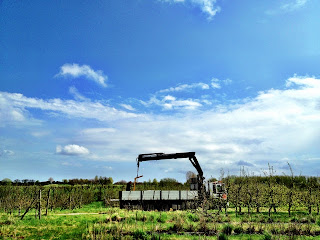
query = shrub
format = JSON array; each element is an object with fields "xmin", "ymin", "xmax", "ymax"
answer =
[
  {"xmin": 150, "ymin": 233, "xmax": 161, "ymax": 240},
  {"xmin": 263, "ymin": 232, "xmax": 272, "ymax": 240},
  {"xmin": 258, "ymin": 216, "xmax": 266, "ymax": 223},
  {"xmin": 187, "ymin": 212, "xmax": 199, "ymax": 222},
  {"xmin": 309, "ymin": 216, "xmax": 316, "ymax": 223},
  {"xmin": 222, "ymin": 224, "xmax": 233, "ymax": 235},
  {"xmin": 267, "ymin": 217, "xmax": 273, "ymax": 223},
  {"xmin": 2, "ymin": 215, "xmax": 16, "ymax": 225},
  {"xmin": 158, "ymin": 213, "xmax": 167, "ymax": 223},
  {"xmin": 233, "ymin": 226, "xmax": 244, "ymax": 235},
  {"xmin": 109, "ymin": 224, "xmax": 120, "ymax": 236},
  {"xmin": 299, "ymin": 217, "xmax": 309, "ymax": 224},
  {"xmin": 246, "ymin": 226, "xmax": 255, "ymax": 234},
  {"xmin": 217, "ymin": 232, "xmax": 228, "ymax": 240},
  {"xmin": 317, "ymin": 218, "xmax": 320, "ymax": 226},
  {"xmin": 241, "ymin": 216, "xmax": 249, "ymax": 223},
  {"xmin": 149, "ymin": 213, "xmax": 158, "ymax": 222},
  {"xmin": 199, "ymin": 216, "xmax": 208, "ymax": 232},
  {"xmin": 133, "ymin": 229, "xmax": 148, "ymax": 240},
  {"xmin": 215, "ymin": 215, "xmax": 223, "ymax": 223},
  {"xmin": 285, "ymin": 223, "xmax": 301, "ymax": 236},
  {"xmin": 111, "ymin": 213, "xmax": 119, "ymax": 221},
  {"xmin": 185, "ymin": 223, "xmax": 195, "ymax": 232},
  {"xmin": 169, "ymin": 215, "xmax": 184, "ymax": 232},
  {"xmin": 303, "ymin": 223, "xmax": 312, "ymax": 235},
  {"xmin": 137, "ymin": 213, "xmax": 147, "ymax": 222},
  {"xmin": 290, "ymin": 216, "xmax": 298, "ymax": 223},
  {"xmin": 270, "ymin": 227, "xmax": 278, "ymax": 235}
]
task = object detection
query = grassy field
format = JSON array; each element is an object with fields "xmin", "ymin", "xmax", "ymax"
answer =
[{"xmin": 1, "ymin": 202, "xmax": 320, "ymax": 239}]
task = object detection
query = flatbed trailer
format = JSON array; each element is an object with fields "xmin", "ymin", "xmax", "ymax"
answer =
[{"xmin": 119, "ymin": 190, "xmax": 198, "ymax": 210}]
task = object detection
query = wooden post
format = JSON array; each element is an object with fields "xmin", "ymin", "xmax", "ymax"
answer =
[
  {"xmin": 45, "ymin": 189, "xmax": 51, "ymax": 216},
  {"xmin": 38, "ymin": 189, "xmax": 41, "ymax": 219},
  {"xmin": 51, "ymin": 188, "xmax": 54, "ymax": 211}
]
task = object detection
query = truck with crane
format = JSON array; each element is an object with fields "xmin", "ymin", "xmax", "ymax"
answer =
[{"xmin": 119, "ymin": 152, "xmax": 227, "ymax": 210}]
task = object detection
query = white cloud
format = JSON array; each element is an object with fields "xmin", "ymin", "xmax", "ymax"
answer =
[
  {"xmin": 73, "ymin": 75, "xmax": 320, "ymax": 177},
  {"xmin": 2, "ymin": 75, "xmax": 320, "ymax": 178},
  {"xmin": 0, "ymin": 92, "xmax": 142, "ymax": 125},
  {"xmin": 30, "ymin": 131, "xmax": 50, "ymax": 137},
  {"xmin": 0, "ymin": 150, "xmax": 14, "ymax": 157},
  {"xmin": 211, "ymin": 78, "xmax": 221, "ymax": 89},
  {"xmin": 120, "ymin": 104, "xmax": 135, "ymax": 111},
  {"xmin": 57, "ymin": 63, "xmax": 108, "ymax": 87},
  {"xmin": 56, "ymin": 144, "xmax": 90, "ymax": 156},
  {"xmin": 148, "ymin": 95, "xmax": 203, "ymax": 110},
  {"xmin": 159, "ymin": 82, "xmax": 210, "ymax": 93},
  {"xmin": 280, "ymin": 0, "xmax": 308, "ymax": 12},
  {"xmin": 81, "ymin": 128, "xmax": 116, "ymax": 135},
  {"xmin": 61, "ymin": 161, "xmax": 83, "ymax": 167},
  {"xmin": 0, "ymin": 93, "xmax": 27, "ymax": 125},
  {"xmin": 266, "ymin": 0, "xmax": 308, "ymax": 14},
  {"xmin": 223, "ymin": 79, "xmax": 232, "ymax": 85},
  {"xmin": 161, "ymin": 0, "xmax": 221, "ymax": 20},
  {"xmin": 103, "ymin": 166, "xmax": 113, "ymax": 170},
  {"xmin": 285, "ymin": 75, "xmax": 320, "ymax": 88},
  {"xmin": 69, "ymin": 86, "xmax": 89, "ymax": 101},
  {"xmin": 158, "ymin": 78, "xmax": 229, "ymax": 94}
]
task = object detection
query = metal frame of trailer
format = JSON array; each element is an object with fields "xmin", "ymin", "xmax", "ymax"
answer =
[{"xmin": 119, "ymin": 190, "xmax": 199, "ymax": 210}]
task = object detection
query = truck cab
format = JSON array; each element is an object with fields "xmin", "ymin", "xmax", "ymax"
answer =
[
  {"xmin": 190, "ymin": 178, "xmax": 227, "ymax": 200},
  {"xmin": 207, "ymin": 181, "xmax": 227, "ymax": 199}
]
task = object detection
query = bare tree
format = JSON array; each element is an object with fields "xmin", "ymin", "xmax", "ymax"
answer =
[
  {"xmin": 48, "ymin": 177, "xmax": 54, "ymax": 184},
  {"xmin": 186, "ymin": 171, "xmax": 196, "ymax": 183},
  {"xmin": 287, "ymin": 162, "xmax": 294, "ymax": 217}
]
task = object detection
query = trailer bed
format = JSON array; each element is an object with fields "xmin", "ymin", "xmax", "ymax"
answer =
[{"xmin": 119, "ymin": 190, "xmax": 199, "ymax": 210}]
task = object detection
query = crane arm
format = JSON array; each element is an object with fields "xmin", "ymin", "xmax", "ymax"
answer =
[{"xmin": 137, "ymin": 152, "xmax": 204, "ymax": 184}]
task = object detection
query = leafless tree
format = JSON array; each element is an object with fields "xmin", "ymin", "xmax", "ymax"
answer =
[{"xmin": 48, "ymin": 177, "xmax": 54, "ymax": 184}]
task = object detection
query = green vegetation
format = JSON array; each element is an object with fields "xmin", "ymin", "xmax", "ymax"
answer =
[
  {"xmin": 1, "ymin": 168, "xmax": 320, "ymax": 239},
  {"xmin": 1, "ymin": 202, "xmax": 320, "ymax": 239}
]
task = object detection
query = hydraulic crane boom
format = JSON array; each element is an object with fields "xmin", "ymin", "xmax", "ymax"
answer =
[{"xmin": 137, "ymin": 152, "xmax": 205, "ymax": 196}]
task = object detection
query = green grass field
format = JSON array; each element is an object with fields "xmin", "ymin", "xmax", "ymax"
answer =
[{"xmin": 1, "ymin": 202, "xmax": 320, "ymax": 239}]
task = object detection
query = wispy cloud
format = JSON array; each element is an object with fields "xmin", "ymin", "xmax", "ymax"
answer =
[
  {"xmin": 237, "ymin": 160, "xmax": 254, "ymax": 167},
  {"xmin": 81, "ymin": 128, "xmax": 116, "ymax": 135},
  {"xmin": 158, "ymin": 78, "xmax": 229, "ymax": 93},
  {"xmin": 159, "ymin": 82, "xmax": 209, "ymax": 93},
  {"xmin": 57, "ymin": 63, "xmax": 108, "ymax": 87},
  {"xmin": 103, "ymin": 166, "xmax": 113, "ymax": 170},
  {"xmin": 0, "ymin": 92, "xmax": 141, "ymax": 125},
  {"xmin": 69, "ymin": 86, "xmax": 89, "ymax": 101},
  {"xmin": 222, "ymin": 79, "xmax": 232, "ymax": 85},
  {"xmin": 146, "ymin": 78, "xmax": 228, "ymax": 110},
  {"xmin": 281, "ymin": 0, "xmax": 308, "ymax": 12},
  {"xmin": 160, "ymin": 0, "xmax": 221, "ymax": 20},
  {"xmin": 266, "ymin": 0, "xmax": 308, "ymax": 14},
  {"xmin": 119, "ymin": 104, "xmax": 135, "ymax": 111},
  {"xmin": 30, "ymin": 131, "xmax": 50, "ymax": 137},
  {"xmin": 211, "ymin": 78, "xmax": 221, "ymax": 89},
  {"xmin": 0, "ymin": 150, "xmax": 14, "ymax": 157},
  {"xmin": 146, "ymin": 95, "xmax": 203, "ymax": 110},
  {"xmin": 56, "ymin": 144, "xmax": 90, "ymax": 156}
]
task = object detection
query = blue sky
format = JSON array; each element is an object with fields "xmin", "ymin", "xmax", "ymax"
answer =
[{"xmin": 1, "ymin": 0, "xmax": 320, "ymax": 182}]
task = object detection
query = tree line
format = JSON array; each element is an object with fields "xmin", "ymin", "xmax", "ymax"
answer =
[
  {"xmin": 2, "ymin": 166, "xmax": 320, "ymax": 217},
  {"xmin": 0, "ymin": 176, "xmax": 114, "ymax": 186}
]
